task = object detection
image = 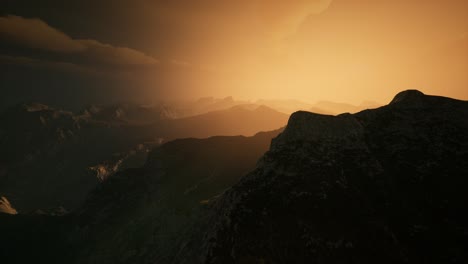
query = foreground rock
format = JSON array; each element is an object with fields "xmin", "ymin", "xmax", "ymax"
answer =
[{"xmin": 200, "ymin": 90, "xmax": 468, "ymax": 264}]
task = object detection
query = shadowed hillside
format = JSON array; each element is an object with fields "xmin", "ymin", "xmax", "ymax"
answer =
[
  {"xmin": 0, "ymin": 103, "xmax": 287, "ymax": 212},
  {"xmin": 1, "ymin": 91, "xmax": 467, "ymax": 264},
  {"xmin": 198, "ymin": 90, "xmax": 468, "ymax": 264},
  {"xmin": 0, "ymin": 128, "xmax": 282, "ymax": 263}
]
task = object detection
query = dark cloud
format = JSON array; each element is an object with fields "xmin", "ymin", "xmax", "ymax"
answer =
[
  {"xmin": 77, "ymin": 39, "xmax": 159, "ymax": 66},
  {"xmin": 0, "ymin": 54, "xmax": 97, "ymax": 75},
  {"xmin": 1, "ymin": 0, "xmax": 467, "ymax": 109},
  {"xmin": 0, "ymin": 15, "xmax": 84, "ymax": 52},
  {"xmin": 0, "ymin": 15, "xmax": 159, "ymax": 66}
]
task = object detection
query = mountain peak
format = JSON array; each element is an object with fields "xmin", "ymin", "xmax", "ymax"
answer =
[
  {"xmin": 275, "ymin": 111, "xmax": 363, "ymax": 147},
  {"xmin": 390, "ymin": 90, "xmax": 426, "ymax": 105}
]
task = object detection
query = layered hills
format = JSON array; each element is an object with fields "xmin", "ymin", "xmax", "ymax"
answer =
[
  {"xmin": 199, "ymin": 90, "xmax": 468, "ymax": 263},
  {"xmin": 0, "ymin": 129, "xmax": 283, "ymax": 263},
  {"xmin": 0, "ymin": 103, "xmax": 287, "ymax": 211},
  {"xmin": 1, "ymin": 90, "xmax": 466, "ymax": 264}
]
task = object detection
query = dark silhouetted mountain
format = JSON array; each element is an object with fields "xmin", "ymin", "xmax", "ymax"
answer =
[
  {"xmin": 68, "ymin": 129, "xmax": 281, "ymax": 264},
  {"xmin": 0, "ymin": 213, "xmax": 72, "ymax": 263},
  {"xmin": 80, "ymin": 102, "xmax": 179, "ymax": 125},
  {"xmin": 0, "ymin": 103, "xmax": 156, "ymax": 211},
  {"xmin": 36, "ymin": 129, "xmax": 278, "ymax": 264},
  {"xmin": 0, "ymin": 103, "xmax": 287, "ymax": 212},
  {"xmin": 3, "ymin": 90, "xmax": 466, "ymax": 264},
  {"xmin": 197, "ymin": 90, "xmax": 468, "ymax": 264}
]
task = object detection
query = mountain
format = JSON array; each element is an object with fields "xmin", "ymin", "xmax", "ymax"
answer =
[
  {"xmin": 0, "ymin": 103, "xmax": 157, "ymax": 211},
  {"xmin": 80, "ymin": 102, "xmax": 179, "ymax": 125},
  {"xmin": 255, "ymin": 99, "xmax": 315, "ymax": 114},
  {"xmin": 173, "ymin": 96, "xmax": 250, "ymax": 117},
  {"xmin": 0, "ymin": 103, "xmax": 287, "ymax": 212},
  {"xmin": 166, "ymin": 97, "xmax": 381, "ymax": 117},
  {"xmin": 3, "ymin": 90, "xmax": 466, "ymax": 264},
  {"xmin": 198, "ymin": 90, "xmax": 468, "ymax": 263},
  {"xmin": 251, "ymin": 99, "xmax": 381, "ymax": 116},
  {"xmin": 0, "ymin": 196, "xmax": 17, "ymax": 214},
  {"xmin": 0, "ymin": 128, "xmax": 282, "ymax": 264},
  {"xmin": 157, "ymin": 105, "xmax": 288, "ymax": 140},
  {"xmin": 58, "ymin": 129, "xmax": 282, "ymax": 263}
]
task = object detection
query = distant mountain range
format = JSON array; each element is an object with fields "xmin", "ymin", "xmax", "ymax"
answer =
[
  {"xmin": 1, "ymin": 90, "xmax": 466, "ymax": 264},
  {"xmin": 155, "ymin": 105, "xmax": 288, "ymax": 139},
  {"xmin": 257, "ymin": 99, "xmax": 381, "ymax": 115},
  {"xmin": 310, "ymin": 100, "xmax": 381, "ymax": 115},
  {"xmin": 144, "ymin": 96, "xmax": 381, "ymax": 117}
]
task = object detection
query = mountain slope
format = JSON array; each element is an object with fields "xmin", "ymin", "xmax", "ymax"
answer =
[
  {"xmin": 0, "ymin": 103, "xmax": 287, "ymax": 212},
  {"xmin": 158, "ymin": 105, "xmax": 288, "ymax": 140},
  {"xmin": 0, "ymin": 103, "xmax": 156, "ymax": 211},
  {"xmin": 199, "ymin": 90, "xmax": 468, "ymax": 264},
  {"xmin": 68, "ymin": 129, "xmax": 283, "ymax": 264}
]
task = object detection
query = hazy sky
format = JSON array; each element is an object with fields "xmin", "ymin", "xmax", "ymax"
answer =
[{"xmin": 1, "ymin": 0, "xmax": 467, "ymax": 109}]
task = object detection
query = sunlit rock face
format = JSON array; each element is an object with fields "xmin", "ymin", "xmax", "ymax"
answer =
[
  {"xmin": 200, "ymin": 90, "xmax": 468, "ymax": 264},
  {"xmin": 0, "ymin": 196, "xmax": 17, "ymax": 214}
]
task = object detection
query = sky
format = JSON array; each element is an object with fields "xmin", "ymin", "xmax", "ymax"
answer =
[{"xmin": 1, "ymin": 0, "xmax": 467, "ymax": 109}]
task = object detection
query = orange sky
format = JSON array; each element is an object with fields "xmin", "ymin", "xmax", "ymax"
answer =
[
  {"xmin": 148, "ymin": 0, "xmax": 468, "ymax": 104},
  {"xmin": 1, "ymin": 0, "xmax": 467, "ymax": 106}
]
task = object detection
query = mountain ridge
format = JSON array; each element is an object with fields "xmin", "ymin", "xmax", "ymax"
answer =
[{"xmin": 197, "ymin": 90, "xmax": 468, "ymax": 263}]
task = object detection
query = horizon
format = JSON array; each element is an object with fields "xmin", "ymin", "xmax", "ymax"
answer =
[
  {"xmin": 1, "ymin": 1, "xmax": 468, "ymax": 262},
  {"xmin": 1, "ymin": 0, "xmax": 467, "ymax": 109},
  {"xmin": 3, "ymin": 89, "xmax": 465, "ymax": 116}
]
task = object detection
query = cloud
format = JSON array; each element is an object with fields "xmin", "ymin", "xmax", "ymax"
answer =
[
  {"xmin": 0, "ymin": 15, "xmax": 159, "ymax": 66},
  {"xmin": 254, "ymin": 0, "xmax": 332, "ymax": 40},
  {"xmin": 170, "ymin": 59, "xmax": 191, "ymax": 67},
  {"xmin": 0, "ymin": 15, "xmax": 85, "ymax": 52},
  {"xmin": 152, "ymin": 0, "xmax": 331, "ymax": 40},
  {"xmin": 0, "ymin": 54, "xmax": 98, "ymax": 75},
  {"xmin": 78, "ymin": 39, "xmax": 159, "ymax": 65}
]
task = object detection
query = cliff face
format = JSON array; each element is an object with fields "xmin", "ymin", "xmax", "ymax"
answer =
[
  {"xmin": 201, "ymin": 90, "xmax": 468, "ymax": 264},
  {"xmin": 68, "ymin": 129, "xmax": 283, "ymax": 264},
  {"xmin": 0, "ymin": 196, "xmax": 17, "ymax": 215}
]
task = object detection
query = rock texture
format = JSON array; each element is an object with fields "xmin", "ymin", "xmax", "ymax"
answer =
[
  {"xmin": 200, "ymin": 90, "xmax": 468, "ymax": 264},
  {"xmin": 67, "ymin": 129, "xmax": 283, "ymax": 264},
  {"xmin": 0, "ymin": 196, "xmax": 17, "ymax": 214},
  {"xmin": 1, "ymin": 90, "xmax": 467, "ymax": 264},
  {"xmin": 0, "ymin": 103, "xmax": 286, "ymax": 211}
]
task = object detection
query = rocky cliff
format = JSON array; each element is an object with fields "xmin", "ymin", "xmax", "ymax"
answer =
[{"xmin": 200, "ymin": 90, "xmax": 468, "ymax": 264}]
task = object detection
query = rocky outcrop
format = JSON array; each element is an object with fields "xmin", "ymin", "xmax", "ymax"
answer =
[
  {"xmin": 68, "ymin": 129, "xmax": 283, "ymax": 264},
  {"xmin": 200, "ymin": 90, "xmax": 468, "ymax": 264},
  {"xmin": 0, "ymin": 196, "xmax": 17, "ymax": 214}
]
